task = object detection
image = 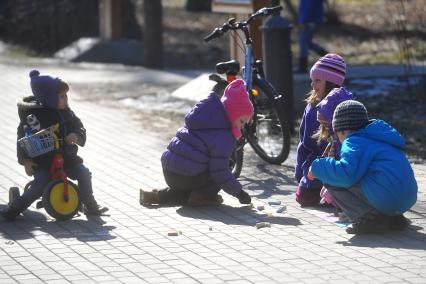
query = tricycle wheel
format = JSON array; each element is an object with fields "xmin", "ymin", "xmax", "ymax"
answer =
[
  {"xmin": 43, "ymin": 180, "xmax": 80, "ymax": 221},
  {"xmin": 8, "ymin": 187, "xmax": 20, "ymax": 205}
]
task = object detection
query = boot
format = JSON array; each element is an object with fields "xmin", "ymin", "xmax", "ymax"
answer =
[
  {"xmin": 140, "ymin": 189, "xmax": 160, "ymax": 205},
  {"xmin": 317, "ymin": 48, "xmax": 329, "ymax": 56},
  {"xmin": 0, "ymin": 208, "xmax": 16, "ymax": 222},
  {"xmin": 187, "ymin": 191, "xmax": 223, "ymax": 206},
  {"xmin": 1, "ymin": 198, "xmax": 27, "ymax": 221},
  {"xmin": 295, "ymin": 57, "xmax": 308, "ymax": 74},
  {"xmin": 389, "ymin": 214, "xmax": 410, "ymax": 231},
  {"xmin": 346, "ymin": 212, "xmax": 390, "ymax": 235},
  {"xmin": 82, "ymin": 200, "xmax": 109, "ymax": 216}
]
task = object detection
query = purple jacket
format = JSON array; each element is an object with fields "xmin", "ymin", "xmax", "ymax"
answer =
[
  {"xmin": 161, "ymin": 92, "xmax": 242, "ymax": 196},
  {"xmin": 295, "ymin": 103, "xmax": 327, "ymax": 189}
]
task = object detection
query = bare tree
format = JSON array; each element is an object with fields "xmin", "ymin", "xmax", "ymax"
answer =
[{"xmin": 143, "ymin": 0, "xmax": 163, "ymax": 68}]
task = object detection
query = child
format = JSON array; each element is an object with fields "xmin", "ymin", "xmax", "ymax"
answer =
[
  {"xmin": 0, "ymin": 70, "xmax": 108, "ymax": 221},
  {"xmin": 295, "ymin": 53, "xmax": 346, "ymax": 207},
  {"xmin": 314, "ymin": 87, "xmax": 353, "ymax": 206},
  {"xmin": 308, "ymin": 100, "xmax": 418, "ymax": 234},
  {"xmin": 140, "ymin": 79, "xmax": 253, "ymax": 206}
]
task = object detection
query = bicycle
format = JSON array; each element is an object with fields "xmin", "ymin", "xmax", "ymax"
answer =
[
  {"xmin": 204, "ymin": 5, "xmax": 291, "ymax": 178},
  {"xmin": 9, "ymin": 123, "xmax": 81, "ymax": 221}
]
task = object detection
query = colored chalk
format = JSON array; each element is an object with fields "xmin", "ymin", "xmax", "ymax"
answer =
[
  {"xmin": 255, "ymin": 222, "xmax": 271, "ymax": 229},
  {"xmin": 276, "ymin": 205, "xmax": 286, "ymax": 213},
  {"xmin": 268, "ymin": 200, "xmax": 281, "ymax": 205}
]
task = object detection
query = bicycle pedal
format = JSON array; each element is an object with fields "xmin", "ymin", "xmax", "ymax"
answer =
[{"xmin": 36, "ymin": 201, "xmax": 44, "ymax": 209}]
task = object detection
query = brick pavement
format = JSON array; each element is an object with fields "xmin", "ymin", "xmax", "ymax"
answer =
[{"xmin": 0, "ymin": 61, "xmax": 425, "ymax": 284}]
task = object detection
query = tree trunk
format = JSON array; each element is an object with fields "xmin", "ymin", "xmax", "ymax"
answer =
[
  {"xmin": 185, "ymin": 0, "xmax": 211, "ymax": 12},
  {"xmin": 143, "ymin": 0, "xmax": 163, "ymax": 68}
]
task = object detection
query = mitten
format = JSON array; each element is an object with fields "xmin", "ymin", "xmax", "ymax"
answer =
[{"xmin": 237, "ymin": 190, "xmax": 251, "ymax": 204}]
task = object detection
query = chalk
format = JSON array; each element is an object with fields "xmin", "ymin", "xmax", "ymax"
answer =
[
  {"xmin": 268, "ymin": 200, "xmax": 281, "ymax": 206},
  {"xmin": 168, "ymin": 231, "xmax": 179, "ymax": 236},
  {"xmin": 276, "ymin": 205, "xmax": 287, "ymax": 213},
  {"xmin": 255, "ymin": 222, "xmax": 271, "ymax": 229},
  {"xmin": 256, "ymin": 205, "xmax": 265, "ymax": 211}
]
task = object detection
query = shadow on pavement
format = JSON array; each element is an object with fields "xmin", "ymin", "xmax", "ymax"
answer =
[
  {"xmin": 336, "ymin": 225, "xmax": 426, "ymax": 250},
  {"xmin": 240, "ymin": 164, "xmax": 297, "ymax": 199},
  {"xmin": 0, "ymin": 205, "xmax": 116, "ymax": 242},
  {"xmin": 176, "ymin": 204, "xmax": 301, "ymax": 227}
]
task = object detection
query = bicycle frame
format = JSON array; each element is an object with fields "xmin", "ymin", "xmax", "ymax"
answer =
[
  {"xmin": 205, "ymin": 5, "xmax": 291, "ymax": 169},
  {"xmin": 243, "ymin": 31, "xmax": 253, "ymax": 91}
]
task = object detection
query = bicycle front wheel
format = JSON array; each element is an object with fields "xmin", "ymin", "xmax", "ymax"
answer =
[
  {"xmin": 43, "ymin": 180, "xmax": 80, "ymax": 221},
  {"xmin": 247, "ymin": 76, "xmax": 291, "ymax": 164}
]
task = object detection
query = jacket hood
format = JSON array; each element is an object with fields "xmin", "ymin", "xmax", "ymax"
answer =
[
  {"xmin": 350, "ymin": 119, "xmax": 405, "ymax": 149},
  {"xmin": 17, "ymin": 96, "xmax": 44, "ymax": 111},
  {"xmin": 185, "ymin": 92, "xmax": 231, "ymax": 130},
  {"xmin": 17, "ymin": 96, "xmax": 44, "ymax": 121}
]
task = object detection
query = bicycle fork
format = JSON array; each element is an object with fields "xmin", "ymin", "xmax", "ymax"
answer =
[{"xmin": 50, "ymin": 153, "xmax": 69, "ymax": 202}]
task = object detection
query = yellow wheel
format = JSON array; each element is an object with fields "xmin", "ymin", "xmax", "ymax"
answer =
[{"xmin": 43, "ymin": 180, "xmax": 80, "ymax": 221}]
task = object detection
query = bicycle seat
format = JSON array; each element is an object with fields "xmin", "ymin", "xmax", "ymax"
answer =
[{"xmin": 215, "ymin": 60, "xmax": 240, "ymax": 75}]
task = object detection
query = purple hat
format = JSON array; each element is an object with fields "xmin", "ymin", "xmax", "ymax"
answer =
[
  {"xmin": 317, "ymin": 87, "xmax": 353, "ymax": 125},
  {"xmin": 310, "ymin": 53, "xmax": 346, "ymax": 86},
  {"xmin": 29, "ymin": 69, "xmax": 61, "ymax": 109}
]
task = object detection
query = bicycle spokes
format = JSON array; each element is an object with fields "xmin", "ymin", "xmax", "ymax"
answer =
[{"xmin": 252, "ymin": 111, "xmax": 285, "ymax": 158}]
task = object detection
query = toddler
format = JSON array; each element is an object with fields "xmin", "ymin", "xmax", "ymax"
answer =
[
  {"xmin": 314, "ymin": 87, "xmax": 353, "ymax": 206},
  {"xmin": 1, "ymin": 70, "xmax": 108, "ymax": 221}
]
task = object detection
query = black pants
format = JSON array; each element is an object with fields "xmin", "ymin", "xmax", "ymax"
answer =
[{"xmin": 159, "ymin": 169, "xmax": 220, "ymax": 205}]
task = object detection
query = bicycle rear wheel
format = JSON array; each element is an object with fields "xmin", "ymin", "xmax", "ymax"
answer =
[
  {"xmin": 229, "ymin": 140, "xmax": 244, "ymax": 178},
  {"xmin": 247, "ymin": 76, "xmax": 291, "ymax": 164}
]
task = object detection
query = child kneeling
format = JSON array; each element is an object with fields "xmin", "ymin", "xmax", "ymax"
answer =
[
  {"xmin": 140, "ymin": 79, "xmax": 253, "ymax": 206},
  {"xmin": 309, "ymin": 100, "xmax": 417, "ymax": 234}
]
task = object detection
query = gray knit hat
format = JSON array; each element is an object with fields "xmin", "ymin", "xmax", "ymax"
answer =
[{"xmin": 332, "ymin": 100, "xmax": 369, "ymax": 132}]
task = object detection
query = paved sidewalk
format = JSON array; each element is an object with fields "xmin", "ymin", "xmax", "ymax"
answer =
[{"xmin": 0, "ymin": 61, "xmax": 425, "ymax": 284}]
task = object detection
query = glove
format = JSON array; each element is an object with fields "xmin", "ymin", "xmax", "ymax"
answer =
[{"xmin": 237, "ymin": 190, "xmax": 251, "ymax": 204}]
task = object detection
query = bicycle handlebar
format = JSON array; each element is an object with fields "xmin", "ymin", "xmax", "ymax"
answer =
[{"xmin": 204, "ymin": 6, "xmax": 282, "ymax": 42}]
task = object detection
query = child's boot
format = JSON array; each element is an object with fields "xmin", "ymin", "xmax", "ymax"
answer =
[
  {"xmin": 83, "ymin": 200, "xmax": 109, "ymax": 216},
  {"xmin": 0, "ymin": 208, "xmax": 15, "ymax": 222},
  {"xmin": 389, "ymin": 214, "xmax": 410, "ymax": 231},
  {"xmin": 346, "ymin": 212, "xmax": 389, "ymax": 235},
  {"xmin": 140, "ymin": 189, "xmax": 160, "ymax": 205},
  {"xmin": 187, "ymin": 191, "xmax": 223, "ymax": 206},
  {"xmin": 1, "ymin": 198, "xmax": 26, "ymax": 221}
]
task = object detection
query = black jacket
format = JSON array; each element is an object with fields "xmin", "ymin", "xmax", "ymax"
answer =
[{"xmin": 17, "ymin": 96, "xmax": 86, "ymax": 169}]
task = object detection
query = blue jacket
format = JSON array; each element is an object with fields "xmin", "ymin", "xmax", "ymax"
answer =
[
  {"xmin": 311, "ymin": 119, "xmax": 418, "ymax": 215},
  {"xmin": 295, "ymin": 103, "xmax": 327, "ymax": 189},
  {"xmin": 161, "ymin": 92, "xmax": 242, "ymax": 196},
  {"xmin": 298, "ymin": 0, "xmax": 324, "ymax": 24}
]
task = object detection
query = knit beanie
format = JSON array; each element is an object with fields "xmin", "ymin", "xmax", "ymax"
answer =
[
  {"xmin": 29, "ymin": 69, "xmax": 61, "ymax": 109},
  {"xmin": 317, "ymin": 87, "xmax": 353, "ymax": 127},
  {"xmin": 332, "ymin": 100, "xmax": 369, "ymax": 132},
  {"xmin": 221, "ymin": 79, "xmax": 254, "ymax": 138},
  {"xmin": 310, "ymin": 53, "xmax": 346, "ymax": 86}
]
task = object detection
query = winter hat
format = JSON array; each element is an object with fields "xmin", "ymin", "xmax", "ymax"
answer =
[
  {"xmin": 221, "ymin": 79, "xmax": 254, "ymax": 138},
  {"xmin": 317, "ymin": 87, "xmax": 353, "ymax": 127},
  {"xmin": 310, "ymin": 53, "xmax": 346, "ymax": 86},
  {"xmin": 332, "ymin": 100, "xmax": 369, "ymax": 132},
  {"xmin": 29, "ymin": 69, "xmax": 61, "ymax": 109}
]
